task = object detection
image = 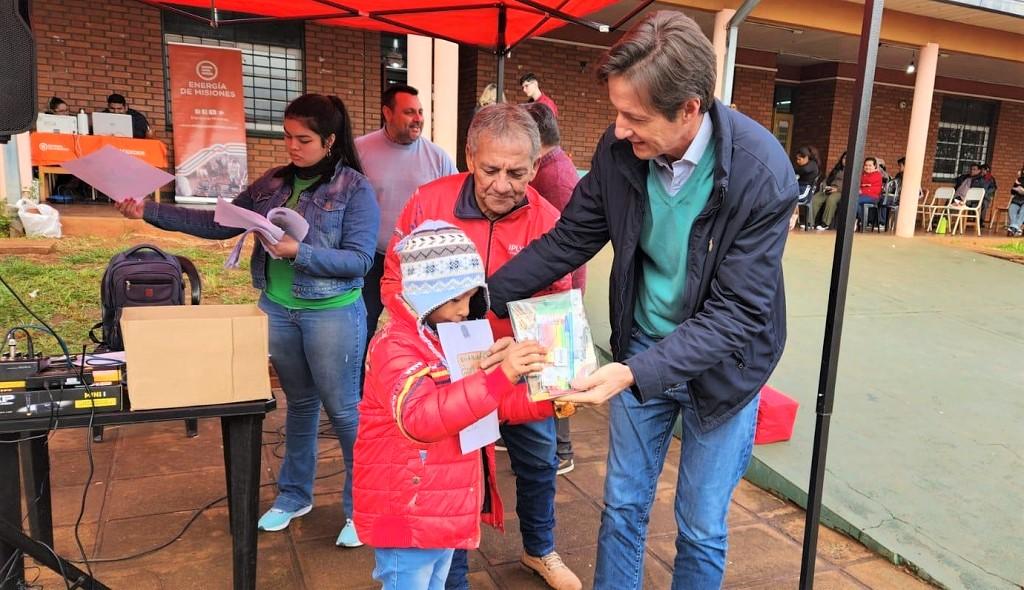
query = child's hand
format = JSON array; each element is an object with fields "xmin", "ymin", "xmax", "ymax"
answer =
[
  {"xmin": 498, "ymin": 340, "xmax": 548, "ymax": 383},
  {"xmin": 479, "ymin": 337, "xmax": 514, "ymax": 371}
]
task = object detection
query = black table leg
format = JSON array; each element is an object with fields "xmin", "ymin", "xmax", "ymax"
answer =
[
  {"xmin": 0, "ymin": 433, "xmax": 24, "ymax": 590},
  {"xmin": 19, "ymin": 432, "xmax": 53, "ymax": 547},
  {"xmin": 222, "ymin": 418, "xmax": 234, "ymax": 537},
  {"xmin": 221, "ymin": 414, "xmax": 262, "ymax": 590}
]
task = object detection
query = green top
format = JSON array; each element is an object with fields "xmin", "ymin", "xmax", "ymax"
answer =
[
  {"xmin": 264, "ymin": 175, "xmax": 361, "ymax": 310},
  {"xmin": 634, "ymin": 142, "xmax": 716, "ymax": 338}
]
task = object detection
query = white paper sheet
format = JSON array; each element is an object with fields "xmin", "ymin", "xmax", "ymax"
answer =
[
  {"xmin": 437, "ymin": 320, "xmax": 500, "ymax": 454},
  {"xmin": 214, "ymin": 199, "xmax": 310, "ymax": 268},
  {"xmin": 61, "ymin": 145, "xmax": 174, "ymax": 202}
]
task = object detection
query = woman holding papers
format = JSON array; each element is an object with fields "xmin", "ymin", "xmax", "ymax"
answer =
[{"xmin": 115, "ymin": 94, "xmax": 380, "ymax": 547}]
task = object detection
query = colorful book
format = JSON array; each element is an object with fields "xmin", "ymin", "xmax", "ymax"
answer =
[{"xmin": 507, "ymin": 289, "xmax": 598, "ymax": 401}]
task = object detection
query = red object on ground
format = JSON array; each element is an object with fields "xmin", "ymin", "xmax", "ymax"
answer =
[{"xmin": 755, "ymin": 385, "xmax": 799, "ymax": 445}]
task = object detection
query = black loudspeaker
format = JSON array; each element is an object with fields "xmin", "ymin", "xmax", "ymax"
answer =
[{"xmin": 0, "ymin": 0, "xmax": 37, "ymax": 136}]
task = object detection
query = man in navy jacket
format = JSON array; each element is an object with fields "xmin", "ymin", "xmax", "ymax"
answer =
[{"xmin": 488, "ymin": 10, "xmax": 797, "ymax": 589}]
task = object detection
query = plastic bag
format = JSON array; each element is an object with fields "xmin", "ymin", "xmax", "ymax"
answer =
[
  {"xmin": 507, "ymin": 289, "xmax": 599, "ymax": 401},
  {"xmin": 16, "ymin": 198, "xmax": 62, "ymax": 238}
]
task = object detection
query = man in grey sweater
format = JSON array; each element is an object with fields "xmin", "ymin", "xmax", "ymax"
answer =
[{"xmin": 356, "ymin": 84, "xmax": 457, "ymax": 356}]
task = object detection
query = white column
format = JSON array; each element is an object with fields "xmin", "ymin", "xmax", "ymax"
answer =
[
  {"xmin": 406, "ymin": 35, "xmax": 434, "ymax": 141},
  {"xmin": 896, "ymin": 42, "xmax": 939, "ymax": 238},
  {"xmin": 432, "ymin": 39, "xmax": 459, "ymax": 162},
  {"xmin": 712, "ymin": 9, "xmax": 735, "ymax": 101},
  {"xmin": 16, "ymin": 132, "xmax": 32, "ymax": 199}
]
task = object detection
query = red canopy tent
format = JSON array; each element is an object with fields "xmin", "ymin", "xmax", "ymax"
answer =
[{"xmin": 136, "ymin": 1, "xmax": 653, "ymax": 98}]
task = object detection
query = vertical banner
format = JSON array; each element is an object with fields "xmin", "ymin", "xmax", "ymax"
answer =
[{"xmin": 168, "ymin": 43, "xmax": 248, "ymax": 204}]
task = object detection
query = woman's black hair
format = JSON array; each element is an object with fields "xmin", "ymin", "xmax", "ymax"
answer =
[
  {"xmin": 795, "ymin": 145, "xmax": 820, "ymax": 167},
  {"xmin": 284, "ymin": 94, "xmax": 363, "ymax": 174},
  {"xmin": 47, "ymin": 97, "xmax": 67, "ymax": 113}
]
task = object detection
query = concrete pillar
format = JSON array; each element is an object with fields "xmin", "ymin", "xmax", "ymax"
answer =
[
  {"xmin": 713, "ymin": 9, "xmax": 736, "ymax": 101},
  {"xmin": 896, "ymin": 42, "xmax": 939, "ymax": 238},
  {"xmin": 431, "ymin": 39, "xmax": 459, "ymax": 162},
  {"xmin": 407, "ymin": 35, "xmax": 433, "ymax": 141}
]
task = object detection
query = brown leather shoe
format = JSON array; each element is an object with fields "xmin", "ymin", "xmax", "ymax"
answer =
[{"xmin": 521, "ymin": 551, "xmax": 582, "ymax": 590}]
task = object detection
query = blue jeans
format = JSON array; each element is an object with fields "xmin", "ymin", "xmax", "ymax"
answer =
[
  {"xmin": 259, "ymin": 294, "xmax": 366, "ymax": 517},
  {"xmin": 445, "ymin": 416, "xmax": 558, "ymax": 589},
  {"xmin": 1008, "ymin": 202, "xmax": 1024, "ymax": 231},
  {"xmin": 594, "ymin": 330, "xmax": 759, "ymax": 590},
  {"xmin": 374, "ymin": 548, "xmax": 454, "ymax": 590},
  {"xmin": 855, "ymin": 195, "xmax": 882, "ymax": 227}
]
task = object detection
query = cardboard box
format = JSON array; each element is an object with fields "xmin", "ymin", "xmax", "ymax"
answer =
[{"xmin": 120, "ymin": 305, "xmax": 271, "ymax": 410}]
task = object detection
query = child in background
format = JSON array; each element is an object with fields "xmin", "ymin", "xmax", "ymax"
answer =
[
  {"xmin": 353, "ymin": 220, "xmax": 554, "ymax": 590},
  {"xmin": 856, "ymin": 156, "xmax": 884, "ymax": 230}
]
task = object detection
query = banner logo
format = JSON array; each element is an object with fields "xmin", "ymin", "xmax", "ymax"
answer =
[{"xmin": 196, "ymin": 60, "xmax": 219, "ymax": 81}]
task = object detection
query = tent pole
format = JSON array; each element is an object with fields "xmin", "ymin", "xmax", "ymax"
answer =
[
  {"xmin": 798, "ymin": 0, "xmax": 884, "ymax": 587},
  {"xmin": 496, "ymin": 4, "xmax": 507, "ymax": 103}
]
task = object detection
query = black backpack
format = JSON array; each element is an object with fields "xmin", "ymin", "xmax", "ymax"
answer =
[{"xmin": 90, "ymin": 244, "xmax": 201, "ymax": 351}]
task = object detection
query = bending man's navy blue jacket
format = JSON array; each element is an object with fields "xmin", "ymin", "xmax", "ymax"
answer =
[{"xmin": 488, "ymin": 100, "xmax": 798, "ymax": 432}]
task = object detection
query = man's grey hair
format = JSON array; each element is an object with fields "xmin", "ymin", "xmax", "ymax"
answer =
[
  {"xmin": 597, "ymin": 10, "xmax": 716, "ymax": 119},
  {"xmin": 466, "ymin": 103, "xmax": 541, "ymax": 161}
]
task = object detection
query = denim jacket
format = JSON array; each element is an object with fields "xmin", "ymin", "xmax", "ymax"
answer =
[{"xmin": 143, "ymin": 161, "xmax": 380, "ymax": 299}]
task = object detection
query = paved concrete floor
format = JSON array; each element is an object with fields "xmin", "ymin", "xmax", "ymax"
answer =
[
  {"xmin": 585, "ymin": 232, "xmax": 1024, "ymax": 590},
  {"xmin": 23, "ymin": 395, "xmax": 933, "ymax": 589},
  {"xmin": 750, "ymin": 233, "xmax": 1024, "ymax": 590}
]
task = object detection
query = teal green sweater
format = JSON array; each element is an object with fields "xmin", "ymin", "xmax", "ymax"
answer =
[{"xmin": 634, "ymin": 143, "xmax": 717, "ymax": 338}]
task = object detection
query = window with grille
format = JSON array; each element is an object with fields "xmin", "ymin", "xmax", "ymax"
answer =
[
  {"xmin": 162, "ymin": 11, "xmax": 304, "ymax": 135},
  {"xmin": 932, "ymin": 97, "xmax": 997, "ymax": 182}
]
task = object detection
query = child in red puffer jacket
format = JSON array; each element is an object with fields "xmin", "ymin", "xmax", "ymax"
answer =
[{"xmin": 353, "ymin": 221, "xmax": 553, "ymax": 590}]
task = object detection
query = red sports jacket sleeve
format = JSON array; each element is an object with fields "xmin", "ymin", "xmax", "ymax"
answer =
[
  {"xmin": 375, "ymin": 334, "xmax": 516, "ymax": 444},
  {"xmin": 497, "ymin": 381, "xmax": 554, "ymax": 425}
]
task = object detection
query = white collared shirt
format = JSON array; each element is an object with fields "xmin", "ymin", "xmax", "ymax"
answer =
[{"xmin": 650, "ymin": 114, "xmax": 714, "ymax": 195}]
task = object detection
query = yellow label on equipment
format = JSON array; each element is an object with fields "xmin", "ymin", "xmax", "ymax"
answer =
[
  {"xmin": 0, "ymin": 381, "xmax": 27, "ymax": 390},
  {"xmin": 75, "ymin": 398, "xmax": 118, "ymax": 408},
  {"xmin": 92, "ymin": 369, "xmax": 122, "ymax": 383}
]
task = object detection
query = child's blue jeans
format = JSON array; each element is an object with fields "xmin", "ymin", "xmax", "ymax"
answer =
[{"xmin": 373, "ymin": 547, "xmax": 455, "ymax": 590}]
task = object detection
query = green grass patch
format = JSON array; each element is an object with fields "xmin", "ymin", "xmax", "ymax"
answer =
[
  {"xmin": 1, "ymin": 237, "xmax": 255, "ymax": 355},
  {"xmin": 995, "ymin": 240, "xmax": 1024, "ymax": 255}
]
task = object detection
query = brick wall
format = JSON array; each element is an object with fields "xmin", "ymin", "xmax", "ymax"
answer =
[
  {"xmin": 34, "ymin": 0, "xmax": 165, "ymax": 136},
  {"xmin": 731, "ymin": 67, "xmax": 775, "ymax": 131},
  {"xmin": 33, "ymin": 0, "xmax": 382, "ymax": 188},
  {"xmin": 990, "ymin": 101, "xmax": 1024, "ymax": 215},
  {"xmin": 460, "ymin": 40, "xmax": 617, "ymax": 170},
  {"xmin": 792, "ymin": 80, "xmax": 838, "ymax": 168},
  {"xmin": 304, "ymin": 25, "xmax": 381, "ymax": 137}
]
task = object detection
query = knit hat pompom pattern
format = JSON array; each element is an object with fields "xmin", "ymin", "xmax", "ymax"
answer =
[{"xmin": 396, "ymin": 220, "xmax": 488, "ymax": 322}]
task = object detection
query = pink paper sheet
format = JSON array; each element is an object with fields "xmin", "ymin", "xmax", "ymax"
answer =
[{"xmin": 60, "ymin": 145, "xmax": 174, "ymax": 202}]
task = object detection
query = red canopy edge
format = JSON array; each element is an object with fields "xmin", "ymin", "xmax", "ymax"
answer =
[{"xmin": 137, "ymin": 0, "xmax": 635, "ymax": 53}]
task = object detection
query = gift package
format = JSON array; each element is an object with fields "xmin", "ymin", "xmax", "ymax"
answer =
[{"xmin": 507, "ymin": 289, "xmax": 598, "ymax": 401}]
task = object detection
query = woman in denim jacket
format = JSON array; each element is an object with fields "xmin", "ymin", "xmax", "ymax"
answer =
[{"xmin": 116, "ymin": 94, "xmax": 380, "ymax": 546}]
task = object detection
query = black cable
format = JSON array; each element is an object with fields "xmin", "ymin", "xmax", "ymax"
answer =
[
  {"xmin": 0, "ymin": 278, "xmax": 349, "ymax": 570},
  {"xmin": 67, "ymin": 464, "xmax": 346, "ymax": 564},
  {"xmin": 0, "ymin": 274, "xmax": 85, "ymax": 588}
]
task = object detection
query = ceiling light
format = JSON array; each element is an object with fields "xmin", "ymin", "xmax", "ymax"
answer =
[{"xmin": 906, "ymin": 52, "xmax": 916, "ymax": 75}]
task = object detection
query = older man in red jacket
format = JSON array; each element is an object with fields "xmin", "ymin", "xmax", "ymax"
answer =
[{"xmin": 380, "ymin": 103, "xmax": 578, "ymax": 590}]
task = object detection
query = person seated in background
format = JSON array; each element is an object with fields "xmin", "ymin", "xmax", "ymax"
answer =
[
  {"xmin": 104, "ymin": 93, "xmax": 153, "ymax": 139},
  {"xmin": 952, "ymin": 163, "xmax": 988, "ymax": 204},
  {"xmin": 811, "ymin": 151, "xmax": 846, "ymax": 230},
  {"xmin": 980, "ymin": 163, "xmax": 997, "ymax": 225},
  {"xmin": 45, "ymin": 96, "xmax": 70, "ymax": 115},
  {"xmin": 793, "ymin": 145, "xmax": 820, "ymax": 203},
  {"xmin": 1007, "ymin": 164, "xmax": 1024, "ymax": 237},
  {"xmin": 855, "ymin": 156, "xmax": 884, "ymax": 230}
]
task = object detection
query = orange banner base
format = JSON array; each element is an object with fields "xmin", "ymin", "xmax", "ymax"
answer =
[{"xmin": 30, "ymin": 133, "xmax": 169, "ymax": 168}]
